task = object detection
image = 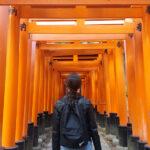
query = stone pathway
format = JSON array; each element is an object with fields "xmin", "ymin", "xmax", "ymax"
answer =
[
  {"xmin": 100, "ymin": 132, "xmax": 111, "ymax": 150},
  {"xmin": 98, "ymin": 127, "xmax": 128, "ymax": 150},
  {"xmin": 33, "ymin": 126, "xmax": 128, "ymax": 150}
]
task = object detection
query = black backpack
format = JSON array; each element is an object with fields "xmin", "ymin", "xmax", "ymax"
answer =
[{"xmin": 60, "ymin": 97, "xmax": 89, "ymax": 148}]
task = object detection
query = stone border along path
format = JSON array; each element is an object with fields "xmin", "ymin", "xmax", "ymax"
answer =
[{"xmin": 33, "ymin": 126, "xmax": 128, "ymax": 150}]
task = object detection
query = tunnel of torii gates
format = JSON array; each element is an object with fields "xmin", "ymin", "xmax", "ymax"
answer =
[{"xmin": 1, "ymin": 0, "xmax": 150, "ymax": 149}]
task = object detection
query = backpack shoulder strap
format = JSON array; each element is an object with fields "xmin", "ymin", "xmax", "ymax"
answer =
[
  {"xmin": 55, "ymin": 96, "xmax": 68, "ymax": 113},
  {"xmin": 78, "ymin": 97, "xmax": 90, "ymax": 108}
]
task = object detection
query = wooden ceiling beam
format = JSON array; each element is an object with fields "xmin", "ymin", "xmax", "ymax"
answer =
[
  {"xmin": 31, "ymin": 34, "xmax": 126, "ymax": 41},
  {"xmin": 61, "ymin": 73, "xmax": 86, "ymax": 77},
  {"xmin": 39, "ymin": 43, "xmax": 115, "ymax": 50},
  {"xmin": 52, "ymin": 61, "xmax": 99, "ymax": 71},
  {"xmin": 52, "ymin": 60, "xmax": 100, "ymax": 68},
  {"xmin": 60, "ymin": 71, "xmax": 88, "ymax": 74},
  {"xmin": 44, "ymin": 49, "xmax": 104, "ymax": 56},
  {"xmin": 19, "ymin": 6, "xmax": 143, "ymax": 18},
  {"xmin": 28, "ymin": 23, "xmax": 134, "ymax": 34},
  {"xmin": 55, "ymin": 67, "xmax": 97, "ymax": 72},
  {"xmin": 53, "ymin": 56, "xmax": 98, "ymax": 60},
  {"xmin": 0, "ymin": 0, "xmax": 150, "ymax": 5}
]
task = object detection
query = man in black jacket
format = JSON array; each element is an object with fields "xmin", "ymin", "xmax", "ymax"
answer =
[{"xmin": 52, "ymin": 73, "xmax": 102, "ymax": 150}]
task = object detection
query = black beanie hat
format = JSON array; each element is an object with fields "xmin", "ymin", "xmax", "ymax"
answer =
[{"xmin": 66, "ymin": 73, "xmax": 81, "ymax": 91}]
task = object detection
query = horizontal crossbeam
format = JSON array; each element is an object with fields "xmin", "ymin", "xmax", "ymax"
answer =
[
  {"xmin": 20, "ymin": 6, "xmax": 143, "ymax": 19},
  {"xmin": 1, "ymin": 0, "xmax": 150, "ymax": 5},
  {"xmin": 28, "ymin": 23, "xmax": 134, "ymax": 34}
]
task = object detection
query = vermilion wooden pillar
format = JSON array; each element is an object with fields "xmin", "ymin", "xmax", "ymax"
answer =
[
  {"xmin": 52, "ymin": 70, "xmax": 56, "ymax": 105},
  {"xmin": 97, "ymin": 67, "xmax": 100, "ymax": 112},
  {"xmin": 96, "ymin": 54, "xmax": 102, "ymax": 110},
  {"xmin": 59, "ymin": 75, "xmax": 63, "ymax": 97},
  {"xmin": 101, "ymin": 59, "xmax": 107, "ymax": 113},
  {"xmin": 103, "ymin": 52, "xmax": 111, "ymax": 113},
  {"xmin": 108, "ymin": 52, "xmax": 118, "ymax": 113},
  {"xmin": 125, "ymin": 25, "xmax": 147, "ymax": 140},
  {"xmin": 44, "ymin": 57, "xmax": 49, "ymax": 112},
  {"xmin": 133, "ymin": 20, "xmax": 147, "ymax": 140},
  {"xmin": 90, "ymin": 72, "xmax": 93, "ymax": 102},
  {"xmin": 84, "ymin": 75, "xmax": 88, "ymax": 98},
  {"xmin": 32, "ymin": 45, "xmax": 40, "ymax": 125},
  {"xmin": 0, "ymin": 6, "xmax": 9, "ymax": 146},
  {"xmin": 141, "ymin": 7, "xmax": 150, "ymax": 144},
  {"xmin": 15, "ymin": 20, "xmax": 28, "ymax": 141},
  {"xmin": 97, "ymin": 62, "xmax": 106, "ymax": 113},
  {"xmin": 28, "ymin": 41, "xmax": 36, "ymax": 123},
  {"xmin": 53, "ymin": 70, "xmax": 59, "ymax": 104},
  {"xmin": 47, "ymin": 62, "xmax": 53, "ymax": 113},
  {"xmin": 95, "ymin": 70, "xmax": 98, "ymax": 108},
  {"xmin": 114, "ymin": 41, "xmax": 127, "ymax": 125},
  {"xmin": 59, "ymin": 77, "xmax": 64, "ymax": 98},
  {"xmin": 89, "ymin": 71, "xmax": 95, "ymax": 105},
  {"xmin": 56, "ymin": 71, "xmax": 60, "ymax": 101},
  {"xmin": 94, "ymin": 70, "xmax": 97, "ymax": 107},
  {"xmin": 51, "ymin": 68, "xmax": 56, "ymax": 112},
  {"xmin": 125, "ymin": 34, "xmax": 137, "ymax": 131},
  {"xmin": 81, "ymin": 79, "xmax": 84, "ymax": 96},
  {"xmin": 56, "ymin": 71, "xmax": 61, "ymax": 100},
  {"xmin": 60, "ymin": 76, "xmax": 65, "ymax": 98},
  {"xmin": 87, "ymin": 73, "xmax": 92, "ymax": 100},
  {"xmin": 23, "ymin": 40, "xmax": 35, "ymax": 136},
  {"xmin": 38, "ymin": 51, "xmax": 44, "ymax": 113},
  {"xmin": 55, "ymin": 71, "xmax": 58, "ymax": 101},
  {"xmin": 85, "ymin": 74, "xmax": 88, "ymax": 99},
  {"xmin": 2, "ymin": 6, "xmax": 20, "ymax": 147},
  {"xmin": 83, "ymin": 78, "xmax": 86, "ymax": 97}
]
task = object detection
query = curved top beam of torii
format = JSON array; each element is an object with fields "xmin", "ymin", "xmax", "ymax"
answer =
[{"xmin": 0, "ymin": 0, "xmax": 150, "ymax": 5}]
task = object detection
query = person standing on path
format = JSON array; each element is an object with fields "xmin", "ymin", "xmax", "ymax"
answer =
[{"xmin": 52, "ymin": 73, "xmax": 102, "ymax": 150}]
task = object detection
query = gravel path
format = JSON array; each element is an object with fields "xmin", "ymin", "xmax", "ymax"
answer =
[{"xmin": 33, "ymin": 126, "xmax": 128, "ymax": 150}]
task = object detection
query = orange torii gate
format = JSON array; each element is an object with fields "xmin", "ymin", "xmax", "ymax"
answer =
[{"xmin": 1, "ymin": 2, "xmax": 150, "ymax": 150}]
